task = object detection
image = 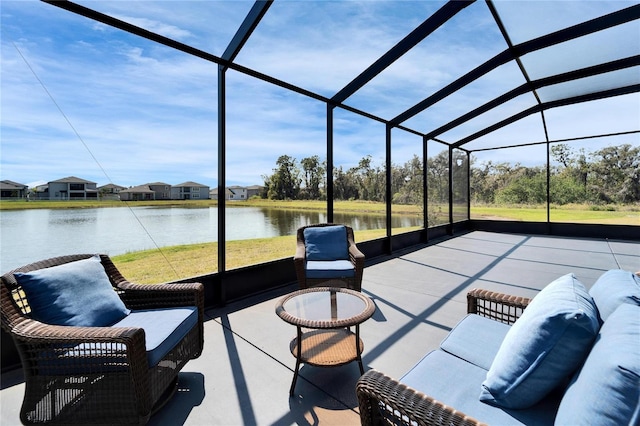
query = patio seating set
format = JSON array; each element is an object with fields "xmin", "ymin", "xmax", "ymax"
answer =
[
  {"xmin": 356, "ymin": 269, "xmax": 640, "ymax": 426},
  {"xmin": 2, "ymin": 224, "xmax": 639, "ymax": 425},
  {"xmin": 1, "ymin": 254, "xmax": 204, "ymax": 425}
]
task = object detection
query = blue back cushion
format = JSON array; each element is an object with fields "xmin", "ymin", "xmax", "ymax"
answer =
[
  {"xmin": 15, "ymin": 255, "xmax": 130, "ymax": 327},
  {"xmin": 304, "ymin": 225, "xmax": 349, "ymax": 261},
  {"xmin": 555, "ymin": 303, "xmax": 640, "ymax": 425},
  {"xmin": 480, "ymin": 273, "xmax": 600, "ymax": 409},
  {"xmin": 589, "ymin": 269, "xmax": 640, "ymax": 322},
  {"xmin": 440, "ymin": 314, "xmax": 511, "ymax": 371}
]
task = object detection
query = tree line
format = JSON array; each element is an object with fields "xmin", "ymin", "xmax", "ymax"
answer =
[{"xmin": 261, "ymin": 144, "xmax": 640, "ymax": 206}]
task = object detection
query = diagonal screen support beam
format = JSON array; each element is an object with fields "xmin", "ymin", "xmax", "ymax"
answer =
[
  {"xmin": 331, "ymin": 0, "xmax": 475, "ymax": 104},
  {"xmin": 451, "ymin": 84, "xmax": 640, "ymax": 148},
  {"xmin": 392, "ymin": 3, "xmax": 640, "ymax": 126},
  {"xmin": 221, "ymin": 0, "xmax": 272, "ymax": 67},
  {"xmin": 424, "ymin": 56, "xmax": 640, "ymax": 141},
  {"xmin": 218, "ymin": 0, "xmax": 271, "ymax": 281}
]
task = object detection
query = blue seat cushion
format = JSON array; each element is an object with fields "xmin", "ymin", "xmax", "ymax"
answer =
[
  {"xmin": 304, "ymin": 225, "xmax": 349, "ymax": 261},
  {"xmin": 305, "ymin": 260, "xmax": 355, "ymax": 279},
  {"xmin": 589, "ymin": 269, "xmax": 640, "ymax": 322},
  {"xmin": 40, "ymin": 307, "xmax": 198, "ymax": 374},
  {"xmin": 555, "ymin": 303, "xmax": 640, "ymax": 425},
  {"xmin": 440, "ymin": 314, "xmax": 510, "ymax": 370},
  {"xmin": 15, "ymin": 255, "xmax": 130, "ymax": 327},
  {"xmin": 401, "ymin": 350, "xmax": 559, "ymax": 425},
  {"xmin": 111, "ymin": 307, "xmax": 198, "ymax": 367},
  {"xmin": 480, "ymin": 273, "xmax": 600, "ymax": 409}
]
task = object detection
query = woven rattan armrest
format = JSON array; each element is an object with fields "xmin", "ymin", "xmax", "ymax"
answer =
[
  {"xmin": 348, "ymin": 243, "xmax": 365, "ymax": 266},
  {"xmin": 356, "ymin": 369, "xmax": 485, "ymax": 426},
  {"xmin": 13, "ymin": 320, "xmax": 144, "ymax": 345},
  {"xmin": 466, "ymin": 288, "xmax": 531, "ymax": 325},
  {"xmin": 12, "ymin": 319, "xmax": 148, "ymax": 378},
  {"xmin": 117, "ymin": 281, "xmax": 204, "ymax": 310}
]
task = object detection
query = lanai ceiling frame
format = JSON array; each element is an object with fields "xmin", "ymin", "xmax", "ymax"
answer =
[
  {"xmin": 40, "ymin": 0, "xmax": 639, "ymax": 161},
  {"xmin": 38, "ymin": 0, "xmax": 640, "ymax": 259},
  {"xmin": 388, "ymin": 1, "xmax": 640, "ymax": 150}
]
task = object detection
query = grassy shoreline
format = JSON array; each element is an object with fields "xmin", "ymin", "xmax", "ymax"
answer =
[{"xmin": 3, "ymin": 199, "xmax": 636, "ymax": 283}]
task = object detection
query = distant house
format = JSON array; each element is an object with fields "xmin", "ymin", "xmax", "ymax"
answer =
[
  {"xmin": 118, "ymin": 185, "xmax": 156, "ymax": 201},
  {"xmin": 171, "ymin": 182, "xmax": 210, "ymax": 200},
  {"xmin": 210, "ymin": 187, "xmax": 233, "ymax": 200},
  {"xmin": 147, "ymin": 182, "xmax": 171, "ymax": 200},
  {"xmin": 228, "ymin": 185, "xmax": 247, "ymax": 201},
  {"xmin": 246, "ymin": 185, "xmax": 264, "ymax": 199},
  {"xmin": 32, "ymin": 184, "xmax": 49, "ymax": 200},
  {"xmin": 48, "ymin": 176, "xmax": 98, "ymax": 200},
  {"xmin": 210, "ymin": 185, "xmax": 264, "ymax": 200},
  {"xmin": 98, "ymin": 183, "xmax": 126, "ymax": 195},
  {"xmin": 0, "ymin": 180, "xmax": 28, "ymax": 200},
  {"xmin": 98, "ymin": 183, "xmax": 127, "ymax": 200},
  {"xmin": 119, "ymin": 182, "xmax": 172, "ymax": 201}
]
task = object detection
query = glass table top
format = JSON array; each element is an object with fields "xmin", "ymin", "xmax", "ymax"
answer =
[{"xmin": 276, "ymin": 287, "xmax": 375, "ymax": 328}]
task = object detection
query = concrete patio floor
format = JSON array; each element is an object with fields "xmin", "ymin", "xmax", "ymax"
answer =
[{"xmin": 1, "ymin": 230, "xmax": 638, "ymax": 425}]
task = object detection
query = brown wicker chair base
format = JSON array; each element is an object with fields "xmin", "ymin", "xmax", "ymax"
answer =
[{"xmin": 1, "ymin": 254, "xmax": 205, "ymax": 425}]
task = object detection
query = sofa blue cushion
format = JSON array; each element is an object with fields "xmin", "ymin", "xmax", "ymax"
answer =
[
  {"xmin": 589, "ymin": 269, "xmax": 640, "ymax": 322},
  {"xmin": 440, "ymin": 314, "xmax": 510, "ymax": 370},
  {"xmin": 401, "ymin": 350, "xmax": 559, "ymax": 425},
  {"xmin": 304, "ymin": 225, "xmax": 349, "ymax": 261},
  {"xmin": 480, "ymin": 273, "xmax": 600, "ymax": 409},
  {"xmin": 111, "ymin": 307, "xmax": 198, "ymax": 367},
  {"xmin": 305, "ymin": 260, "xmax": 355, "ymax": 279},
  {"xmin": 15, "ymin": 255, "xmax": 130, "ymax": 327},
  {"xmin": 555, "ymin": 303, "xmax": 640, "ymax": 425}
]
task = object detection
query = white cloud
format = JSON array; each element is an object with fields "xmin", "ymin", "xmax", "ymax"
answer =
[{"xmin": 1, "ymin": 0, "xmax": 638, "ymax": 190}]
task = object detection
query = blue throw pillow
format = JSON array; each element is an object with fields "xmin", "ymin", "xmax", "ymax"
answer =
[
  {"xmin": 480, "ymin": 273, "xmax": 600, "ymax": 409},
  {"xmin": 555, "ymin": 303, "xmax": 640, "ymax": 425},
  {"xmin": 304, "ymin": 225, "xmax": 349, "ymax": 261},
  {"xmin": 589, "ymin": 269, "xmax": 640, "ymax": 323},
  {"xmin": 15, "ymin": 255, "xmax": 130, "ymax": 327}
]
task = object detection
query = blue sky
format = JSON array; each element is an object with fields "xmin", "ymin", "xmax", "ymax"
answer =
[{"xmin": 1, "ymin": 1, "xmax": 638, "ymax": 189}]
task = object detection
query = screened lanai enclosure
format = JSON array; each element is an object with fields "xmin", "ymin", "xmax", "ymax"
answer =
[{"xmin": 1, "ymin": 0, "xmax": 639, "ymax": 306}]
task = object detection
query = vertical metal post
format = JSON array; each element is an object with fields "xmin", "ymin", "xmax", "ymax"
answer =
[
  {"xmin": 385, "ymin": 124, "xmax": 392, "ymax": 254},
  {"xmin": 217, "ymin": 65, "xmax": 227, "ymax": 303},
  {"xmin": 448, "ymin": 145, "xmax": 454, "ymax": 235},
  {"xmin": 546, "ymin": 142, "xmax": 551, "ymax": 223},
  {"xmin": 327, "ymin": 104, "xmax": 334, "ymax": 223},
  {"xmin": 423, "ymin": 137, "xmax": 429, "ymax": 235},
  {"xmin": 466, "ymin": 150, "xmax": 471, "ymax": 220}
]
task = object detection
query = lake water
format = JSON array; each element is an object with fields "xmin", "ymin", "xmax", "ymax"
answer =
[{"xmin": 0, "ymin": 206, "xmax": 420, "ymax": 272}]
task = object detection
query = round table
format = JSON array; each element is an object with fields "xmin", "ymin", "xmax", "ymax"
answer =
[{"xmin": 275, "ymin": 287, "xmax": 376, "ymax": 396}]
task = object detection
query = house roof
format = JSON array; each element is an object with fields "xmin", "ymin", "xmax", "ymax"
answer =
[
  {"xmin": 49, "ymin": 176, "xmax": 96, "ymax": 184},
  {"xmin": 173, "ymin": 181, "xmax": 209, "ymax": 188},
  {"xmin": 120, "ymin": 185, "xmax": 155, "ymax": 194},
  {"xmin": 98, "ymin": 183, "xmax": 127, "ymax": 190},
  {"xmin": 0, "ymin": 180, "xmax": 27, "ymax": 190}
]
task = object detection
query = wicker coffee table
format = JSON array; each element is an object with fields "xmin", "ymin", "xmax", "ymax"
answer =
[{"xmin": 275, "ymin": 287, "xmax": 376, "ymax": 396}]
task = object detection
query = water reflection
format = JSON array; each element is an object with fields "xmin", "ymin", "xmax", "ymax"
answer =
[{"xmin": 0, "ymin": 206, "xmax": 421, "ymax": 272}]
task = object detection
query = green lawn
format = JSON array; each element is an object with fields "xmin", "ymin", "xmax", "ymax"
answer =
[{"xmin": 3, "ymin": 199, "xmax": 636, "ymax": 283}]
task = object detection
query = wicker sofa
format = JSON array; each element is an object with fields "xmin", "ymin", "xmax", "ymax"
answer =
[
  {"xmin": 1, "ymin": 254, "xmax": 204, "ymax": 425},
  {"xmin": 357, "ymin": 270, "xmax": 640, "ymax": 426}
]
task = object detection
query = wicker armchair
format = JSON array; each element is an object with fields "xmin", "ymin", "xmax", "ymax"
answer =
[
  {"xmin": 294, "ymin": 223, "xmax": 365, "ymax": 291},
  {"xmin": 356, "ymin": 289, "xmax": 531, "ymax": 426},
  {"xmin": 1, "ymin": 254, "xmax": 204, "ymax": 425}
]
